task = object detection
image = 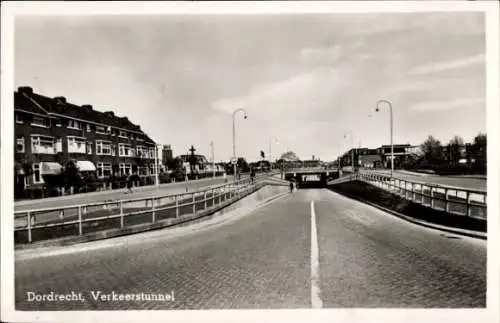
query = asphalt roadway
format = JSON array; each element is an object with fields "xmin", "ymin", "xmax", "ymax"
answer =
[{"xmin": 15, "ymin": 188, "xmax": 485, "ymax": 309}]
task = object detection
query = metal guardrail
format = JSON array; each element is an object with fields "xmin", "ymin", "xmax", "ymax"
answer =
[
  {"xmin": 14, "ymin": 172, "xmax": 280, "ymax": 244},
  {"xmin": 353, "ymin": 172, "xmax": 487, "ymax": 220}
]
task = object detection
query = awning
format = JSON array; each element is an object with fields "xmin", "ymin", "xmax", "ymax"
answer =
[
  {"xmin": 41, "ymin": 162, "xmax": 63, "ymax": 175},
  {"xmin": 76, "ymin": 160, "xmax": 97, "ymax": 172}
]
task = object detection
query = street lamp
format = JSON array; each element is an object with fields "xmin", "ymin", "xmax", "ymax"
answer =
[
  {"xmin": 154, "ymin": 144, "xmax": 160, "ymax": 187},
  {"xmin": 376, "ymin": 99, "xmax": 394, "ymax": 177},
  {"xmin": 232, "ymin": 108, "xmax": 248, "ymax": 180},
  {"xmin": 210, "ymin": 141, "xmax": 215, "ymax": 179},
  {"xmin": 343, "ymin": 132, "xmax": 354, "ymax": 172},
  {"xmin": 269, "ymin": 137, "xmax": 278, "ymax": 170}
]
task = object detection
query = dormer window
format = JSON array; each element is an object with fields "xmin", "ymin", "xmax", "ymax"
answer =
[
  {"xmin": 119, "ymin": 130, "xmax": 127, "ymax": 138},
  {"xmin": 31, "ymin": 116, "xmax": 48, "ymax": 128},
  {"xmin": 67, "ymin": 119, "xmax": 82, "ymax": 130},
  {"xmin": 96, "ymin": 126, "xmax": 106, "ymax": 134},
  {"xmin": 86, "ymin": 124, "xmax": 91, "ymax": 132},
  {"xmin": 15, "ymin": 113, "xmax": 23, "ymax": 124}
]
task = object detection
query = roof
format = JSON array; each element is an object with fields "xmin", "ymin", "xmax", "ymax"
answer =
[
  {"xmin": 15, "ymin": 87, "xmax": 156, "ymax": 144},
  {"xmin": 14, "ymin": 91, "xmax": 48, "ymax": 116}
]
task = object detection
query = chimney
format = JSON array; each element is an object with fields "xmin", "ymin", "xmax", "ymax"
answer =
[
  {"xmin": 18, "ymin": 86, "xmax": 33, "ymax": 95},
  {"xmin": 54, "ymin": 96, "xmax": 67, "ymax": 104},
  {"xmin": 81, "ymin": 104, "xmax": 93, "ymax": 111}
]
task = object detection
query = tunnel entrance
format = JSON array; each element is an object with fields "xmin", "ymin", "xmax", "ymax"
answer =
[{"xmin": 284, "ymin": 171, "xmax": 340, "ymax": 189}]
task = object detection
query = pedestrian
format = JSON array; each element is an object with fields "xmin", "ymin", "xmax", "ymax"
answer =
[
  {"xmin": 126, "ymin": 174, "xmax": 133, "ymax": 194},
  {"xmin": 250, "ymin": 168, "xmax": 255, "ymax": 184},
  {"xmin": 289, "ymin": 180, "xmax": 294, "ymax": 193}
]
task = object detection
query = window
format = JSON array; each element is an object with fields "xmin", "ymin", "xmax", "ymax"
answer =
[
  {"xmin": 149, "ymin": 164, "xmax": 159, "ymax": 176},
  {"xmin": 111, "ymin": 144, "xmax": 117, "ymax": 156},
  {"xmin": 86, "ymin": 124, "xmax": 91, "ymax": 132},
  {"xmin": 15, "ymin": 113, "xmax": 23, "ymax": 124},
  {"xmin": 119, "ymin": 163, "xmax": 132, "ymax": 176},
  {"xmin": 137, "ymin": 136, "xmax": 144, "ymax": 142},
  {"xmin": 31, "ymin": 116, "xmax": 48, "ymax": 128},
  {"xmin": 87, "ymin": 142, "xmax": 92, "ymax": 155},
  {"xmin": 16, "ymin": 136, "xmax": 25, "ymax": 153},
  {"xmin": 136, "ymin": 146, "xmax": 145, "ymax": 158},
  {"xmin": 31, "ymin": 135, "xmax": 55, "ymax": 154},
  {"xmin": 55, "ymin": 119, "xmax": 62, "ymax": 127},
  {"xmin": 97, "ymin": 163, "xmax": 112, "ymax": 178},
  {"xmin": 119, "ymin": 130, "xmax": 128, "ymax": 138},
  {"xmin": 110, "ymin": 129, "xmax": 117, "ymax": 136},
  {"xmin": 96, "ymin": 126, "xmax": 106, "ymax": 134},
  {"xmin": 119, "ymin": 143, "xmax": 134, "ymax": 157},
  {"xmin": 67, "ymin": 136, "xmax": 86, "ymax": 154},
  {"xmin": 55, "ymin": 137, "xmax": 63, "ymax": 153},
  {"xmin": 96, "ymin": 140, "xmax": 112, "ymax": 155},
  {"xmin": 33, "ymin": 163, "xmax": 43, "ymax": 184},
  {"xmin": 67, "ymin": 119, "xmax": 82, "ymax": 130}
]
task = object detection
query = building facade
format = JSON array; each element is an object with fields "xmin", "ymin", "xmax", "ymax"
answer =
[{"xmin": 14, "ymin": 86, "xmax": 159, "ymax": 197}]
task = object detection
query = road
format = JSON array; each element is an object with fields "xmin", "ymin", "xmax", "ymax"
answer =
[
  {"xmin": 15, "ymin": 175, "xmax": 249, "ymax": 212},
  {"xmin": 356, "ymin": 168, "xmax": 486, "ymax": 191},
  {"xmin": 15, "ymin": 188, "xmax": 486, "ymax": 309}
]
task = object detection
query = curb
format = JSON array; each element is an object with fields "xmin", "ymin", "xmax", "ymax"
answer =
[
  {"xmin": 15, "ymin": 183, "xmax": 288, "ymax": 250},
  {"xmin": 330, "ymin": 188, "xmax": 487, "ymax": 240}
]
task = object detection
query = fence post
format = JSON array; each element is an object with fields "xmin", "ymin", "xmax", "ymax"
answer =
[
  {"xmin": 78, "ymin": 206, "xmax": 83, "ymax": 236},
  {"xmin": 175, "ymin": 195, "xmax": 179, "ymax": 218},
  {"xmin": 27, "ymin": 211, "xmax": 32, "ymax": 243},
  {"xmin": 192, "ymin": 193, "xmax": 196, "ymax": 214},
  {"xmin": 412, "ymin": 183, "xmax": 415, "ymax": 202},
  {"xmin": 430, "ymin": 187, "xmax": 435, "ymax": 209},
  {"xmin": 444, "ymin": 189, "xmax": 450, "ymax": 213},
  {"xmin": 466, "ymin": 191, "xmax": 471, "ymax": 217},
  {"xmin": 120, "ymin": 201, "xmax": 124, "ymax": 228},
  {"xmin": 212, "ymin": 188, "xmax": 216, "ymax": 206},
  {"xmin": 59, "ymin": 209, "xmax": 64, "ymax": 219},
  {"xmin": 204, "ymin": 190, "xmax": 207, "ymax": 209},
  {"xmin": 152, "ymin": 197, "xmax": 156, "ymax": 223}
]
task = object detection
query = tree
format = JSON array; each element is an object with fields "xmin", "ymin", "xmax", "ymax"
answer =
[
  {"xmin": 260, "ymin": 150, "xmax": 265, "ymax": 160},
  {"xmin": 420, "ymin": 135, "xmax": 445, "ymax": 165},
  {"xmin": 472, "ymin": 133, "xmax": 487, "ymax": 170},
  {"xmin": 448, "ymin": 135, "xmax": 464, "ymax": 165},
  {"xmin": 237, "ymin": 157, "xmax": 249, "ymax": 173}
]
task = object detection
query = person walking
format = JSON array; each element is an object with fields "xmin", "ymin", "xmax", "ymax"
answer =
[
  {"xmin": 125, "ymin": 173, "xmax": 134, "ymax": 194},
  {"xmin": 250, "ymin": 168, "xmax": 256, "ymax": 184},
  {"xmin": 289, "ymin": 180, "xmax": 294, "ymax": 193}
]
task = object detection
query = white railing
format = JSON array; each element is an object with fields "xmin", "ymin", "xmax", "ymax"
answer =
[
  {"xmin": 14, "ymin": 172, "xmax": 281, "ymax": 244},
  {"xmin": 351, "ymin": 172, "xmax": 487, "ymax": 220}
]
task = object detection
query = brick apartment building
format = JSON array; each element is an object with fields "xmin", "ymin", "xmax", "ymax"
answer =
[{"xmin": 14, "ymin": 86, "xmax": 159, "ymax": 198}]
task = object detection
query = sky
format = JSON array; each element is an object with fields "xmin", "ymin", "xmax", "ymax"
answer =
[{"xmin": 14, "ymin": 12, "xmax": 486, "ymax": 162}]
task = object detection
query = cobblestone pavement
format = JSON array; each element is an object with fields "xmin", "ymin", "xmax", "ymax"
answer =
[{"xmin": 15, "ymin": 189, "xmax": 486, "ymax": 309}]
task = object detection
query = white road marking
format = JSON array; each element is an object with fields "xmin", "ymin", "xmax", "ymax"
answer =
[{"xmin": 310, "ymin": 200, "xmax": 323, "ymax": 309}]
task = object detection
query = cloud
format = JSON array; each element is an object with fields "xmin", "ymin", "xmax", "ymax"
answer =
[
  {"xmin": 299, "ymin": 45, "xmax": 342, "ymax": 65},
  {"xmin": 211, "ymin": 66, "xmax": 346, "ymax": 122},
  {"xmin": 408, "ymin": 54, "xmax": 485, "ymax": 75},
  {"xmin": 410, "ymin": 97, "xmax": 485, "ymax": 112}
]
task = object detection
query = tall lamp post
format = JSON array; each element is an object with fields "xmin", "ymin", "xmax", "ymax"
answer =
[
  {"xmin": 232, "ymin": 108, "xmax": 248, "ymax": 180},
  {"xmin": 376, "ymin": 99, "xmax": 394, "ymax": 177},
  {"xmin": 154, "ymin": 144, "xmax": 160, "ymax": 187},
  {"xmin": 210, "ymin": 141, "xmax": 215, "ymax": 179},
  {"xmin": 343, "ymin": 132, "xmax": 354, "ymax": 172},
  {"xmin": 269, "ymin": 137, "xmax": 278, "ymax": 170}
]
